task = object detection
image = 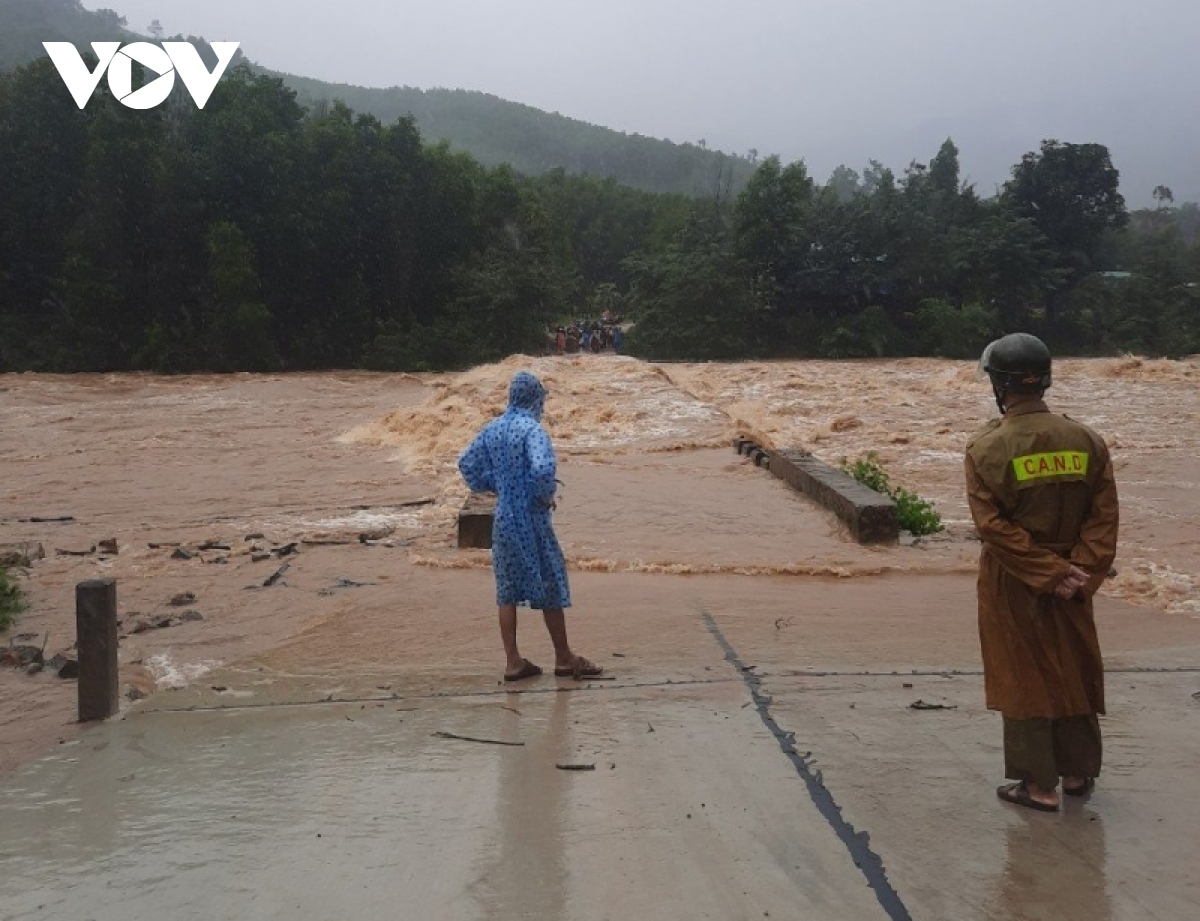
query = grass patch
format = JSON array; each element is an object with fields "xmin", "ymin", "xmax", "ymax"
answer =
[
  {"xmin": 1, "ymin": 566, "xmax": 26, "ymax": 631},
  {"xmin": 841, "ymin": 452, "xmax": 944, "ymax": 537}
]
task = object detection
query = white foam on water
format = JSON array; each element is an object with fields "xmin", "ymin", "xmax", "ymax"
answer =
[
  {"xmin": 1105, "ymin": 559, "xmax": 1200, "ymax": 615},
  {"xmin": 145, "ymin": 653, "xmax": 221, "ymax": 689},
  {"xmin": 292, "ymin": 509, "xmax": 428, "ymax": 532}
]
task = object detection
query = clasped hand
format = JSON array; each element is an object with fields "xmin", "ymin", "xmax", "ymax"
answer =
[{"xmin": 1053, "ymin": 564, "xmax": 1090, "ymax": 600}]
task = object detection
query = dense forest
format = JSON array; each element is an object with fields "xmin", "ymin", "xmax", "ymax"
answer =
[
  {"xmin": 0, "ymin": 57, "xmax": 692, "ymax": 371},
  {"xmin": 0, "ymin": 6, "xmax": 1197, "ymax": 371},
  {"xmin": 626, "ymin": 144, "xmax": 1200, "ymax": 361},
  {"xmin": 0, "ymin": 0, "xmax": 756, "ymax": 198}
]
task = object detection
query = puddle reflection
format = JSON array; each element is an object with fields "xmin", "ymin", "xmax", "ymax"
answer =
[
  {"xmin": 475, "ymin": 691, "xmax": 571, "ymax": 920},
  {"xmin": 997, "ymin": 810, "xmax": 1111, "ymax": 921}
]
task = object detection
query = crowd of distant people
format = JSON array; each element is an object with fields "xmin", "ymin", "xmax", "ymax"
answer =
[{"xmin": 546, "ymin": 313, "xmax": 625, "ymax": 356}]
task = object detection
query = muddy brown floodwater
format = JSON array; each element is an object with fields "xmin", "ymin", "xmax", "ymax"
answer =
[{"xmin": 2, "ymin": 356, "xmax": 1199, "ymax": 920}]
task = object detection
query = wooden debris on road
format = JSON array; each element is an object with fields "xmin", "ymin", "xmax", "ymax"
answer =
[{"xmin": 433, "ymin": 731, "xmax": 525, "ymax": 747}]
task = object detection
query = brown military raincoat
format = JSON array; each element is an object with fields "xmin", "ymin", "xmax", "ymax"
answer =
[{"xmin": 965, "ymin": 401, "xmax": 1119, "ymax": 720}]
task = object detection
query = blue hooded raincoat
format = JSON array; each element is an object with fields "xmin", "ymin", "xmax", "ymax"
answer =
[{"xmin": 458, "ymin": 372, "xmax": 571, "ymax": 609}]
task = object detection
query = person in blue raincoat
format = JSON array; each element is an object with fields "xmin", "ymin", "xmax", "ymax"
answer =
[{"xmin": 458, "ymin": 371, "xmax": 604, "ymax": 681}]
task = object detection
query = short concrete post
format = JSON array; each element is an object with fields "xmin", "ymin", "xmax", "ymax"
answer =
[
  {"xmin": 76, "ymin": 578, "xmax": 119, "ymax": 722},
  {"xmin": 458, "ymin": 493, "xmax": 496, "ymax": 550}
]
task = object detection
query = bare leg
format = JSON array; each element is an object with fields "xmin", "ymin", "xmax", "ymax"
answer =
[
  {"xmin": 499, "ymin": 605, "xmax": 525, "ymax": 675},
  {"xmin": 1061, "ymin": 774, "xmax": 1092, "ymax": 794},
  {"xmin": 541, "ymin": 607, "xmax": 576, "ymax": 669}
]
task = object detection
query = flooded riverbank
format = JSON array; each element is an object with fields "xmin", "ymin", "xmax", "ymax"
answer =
[
  {"xmin": 2, "ymin": 356, "xmax": 1198, "ymax": 778},
  {"xmin": 3, "ymin": 357, "xmax": 1199, "ymax": 920}
]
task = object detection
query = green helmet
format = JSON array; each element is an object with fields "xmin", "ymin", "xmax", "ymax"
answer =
[{"xmin": 981, "ymin": 333, "xmax": 1052, "ymax": 394}]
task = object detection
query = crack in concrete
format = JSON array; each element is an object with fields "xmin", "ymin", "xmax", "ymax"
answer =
[
  {"xmin": 132, "ymin": 664, "xmax": 1200, "ymax": 718},
  {"xmin": 134, "ymin": 675, "xmax": 743, "ymax": 714},
  {"xmin": 768, "ymin": 665, "xmax": 1200, "ymax": 677},
  {"xmin": 699, "ymin": 604, "xmax": 913, "ymax": 921}
]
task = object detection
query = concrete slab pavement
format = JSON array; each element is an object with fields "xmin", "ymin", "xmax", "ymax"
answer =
[
  {"xmin": 3, "ymin": 570, "xmax": 1198, "ymax": 921},
  {"xmin": 1, "ymin": 682, "xmax": 893, "ymax": 921}
]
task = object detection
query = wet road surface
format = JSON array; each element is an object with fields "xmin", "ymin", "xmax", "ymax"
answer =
[
  {"xmin": 2, "ymin": 682, "xmax": 891, "ymax": 920},
  {"xmin": 3, "ymin": 577, "xmax": 1198, "ymax": 921}
]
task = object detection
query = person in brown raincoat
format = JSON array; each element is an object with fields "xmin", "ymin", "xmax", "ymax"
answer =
[{"xmin": 965, "ymin": 333, "xmax": 1119, "ymax": 813}]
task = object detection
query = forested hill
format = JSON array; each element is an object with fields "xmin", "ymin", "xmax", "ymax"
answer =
[
  {"xmin": 0, "ymin": 0, "xmax": 133, "ymax": 67},
  {"xmin": 271, "ymin": 72, "xmax": 756, "ymax": 198},
  {"xmin": 0, "ymin": 0, "xmax": 755, "ymax": 197}
]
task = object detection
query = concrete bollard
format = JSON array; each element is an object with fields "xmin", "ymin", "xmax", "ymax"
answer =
[
  {"xmin": 458, "ymin": 493, "xmax": 496, "ymax": 550},
  {"xmin": 76, "ymin": 578, "xmax": 119, "ymax": 722}
]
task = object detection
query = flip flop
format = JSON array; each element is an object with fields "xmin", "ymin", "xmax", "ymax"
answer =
[
  {"xmin": 554, "ymin": 656, "xmax": 604, "ymax": 679},
  {"xmin": 997, "ymin": 781, "xmax": 1059, "ymax": 813},
  {"xmin": 503, "ymin": 659, "xmax": 543, "ymax": 682},
  {"xmin": 1063, "ymin": 778, "xmax": 1095, "ymax": 797}
]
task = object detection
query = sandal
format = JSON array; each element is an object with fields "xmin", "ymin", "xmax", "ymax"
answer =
[
  {"xmin": 503, "ymin": 659, "xmax": 543, "ymax": 682},
  {"xmin": 997, "ymin": 781, "xmax": 1059, "ymax": 813},
  {"xmin": 554, "ymin": 656, "xmax": 604, "ymax": 679},
  {"xmin": 1063, "ymin": 778, "xmax": 1095, "ymax": 797}
]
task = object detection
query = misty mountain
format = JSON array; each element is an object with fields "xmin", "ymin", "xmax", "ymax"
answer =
[
  {"xmin": 2, "ymin": 1, "xmax": 1194, "ymax": 206},
  {"xmin": 0, "ymin": 0, "xmax": 755, "ymax": 197},
  {"xmin": 0, "ymin": 0, "xmax": 133, "ymax": 67},
  {"xmin": 271, "ymin": 71, "xmax": 756, "ymax": 198}
]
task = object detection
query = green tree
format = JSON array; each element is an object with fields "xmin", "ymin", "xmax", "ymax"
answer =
[
  {"xmin": 734, "ymin": 156, "xmax": 815, "ymax": 313},
  {"xmin": 201, "ymin": 221, "xmax": 278, "ymax": 371},
  {"xmin": 1002, "ymin": 140, "xmax": 1128, "ymax": 321},
  {"xmin": 928, "ymin": 138, "xmax": 961, "ymax": 197},
  {"xmin": 590, "ymin": 282, "xmax": 625, "ymax": 316},
  {"xmin": 946, "ymin": 211, "xmax": 1064, "ymax": 329},
  {"xmin": 861, "ymin": 159, "xmax": 894, "ymax": 197},
  {"xmin": 826, "ymin": 165, "xmax": 862, "ymax": 202},
  {"xmin": 0, "ymin": 57, "xmax": 90, "ymax": 368},
  {"xmin": 55, "ymin": 82, "xmax": 170, "ymax": 370},
  {"xmin": 626, "ymin": 208, "xmax": 761, "ymax": 360}
]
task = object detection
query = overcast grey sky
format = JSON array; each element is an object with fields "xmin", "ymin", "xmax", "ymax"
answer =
[{"xmin": 85, "ymin": 1, "xmax": 1200, "ymax": 202}]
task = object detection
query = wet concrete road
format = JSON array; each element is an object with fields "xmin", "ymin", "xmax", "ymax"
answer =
[
  {"xmin": 2, "ymin": 683, "xmax": 890, "ymax": 921},
  {"xmin": 3, "ymin": 583, "xmax": 1198, "ymax": 921}
]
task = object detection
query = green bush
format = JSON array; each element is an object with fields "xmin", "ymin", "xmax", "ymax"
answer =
[
  {"xmin": 913, "ymin": 300, "xmax": 999, "ymax": 359},
  {"xmin": 841, "ymin": 452, "xmax": 944, "ymax": 536},
  {"xmin": 890, "ymin": 486, "xmax": 946, "ymax": 537},
  {"xmin": 0, "ymin": 566, "xmax": 25, "ymax": 631},
  {"xmin": 818, "ymin": 306, "xmax": 904, "ymax": 359},
  {"xmin": 841, "ymin": 452, "xmax": 891, "ymax": 494}
]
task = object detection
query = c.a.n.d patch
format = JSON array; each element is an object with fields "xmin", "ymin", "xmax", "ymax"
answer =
[{"xmin": 1012, "ymin": 450, "xmax": 1089, "ymax": 483}]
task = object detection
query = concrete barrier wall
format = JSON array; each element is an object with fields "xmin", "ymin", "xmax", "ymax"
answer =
[
  {"xmin": 736, "ymin": 440, "xmax": 898, "ymax": 545},
  {"xmin": 459, "ymin": 444, "xmax": 898, "ymax": 551}
]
